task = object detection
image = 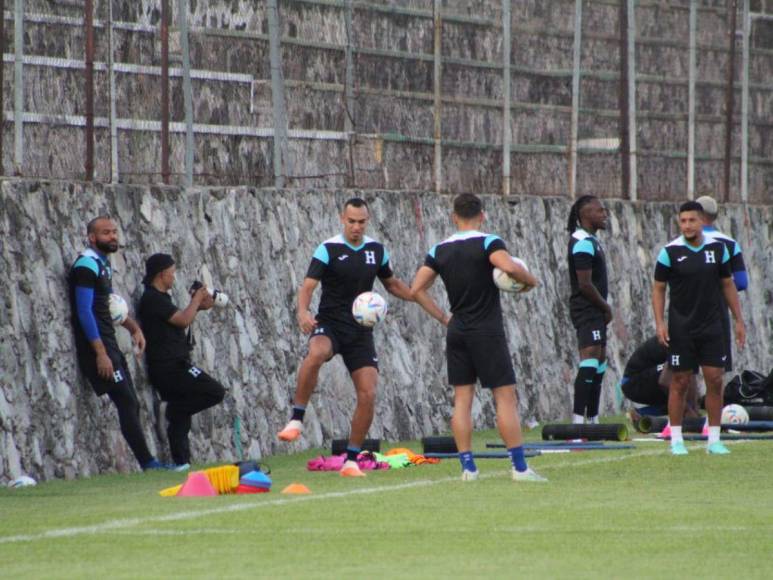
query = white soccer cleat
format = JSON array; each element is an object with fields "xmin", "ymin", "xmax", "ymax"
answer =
[
  {"xmin": 512, "ymin": 467, "xmax": 548, "ymax": 482},
  {"xmin": 461, "ymin": 469, "xmax": 479, "ymax": 481},
  {"xmin": 277, "ymin": 419, "xmax": 303, "ymax": 442}
]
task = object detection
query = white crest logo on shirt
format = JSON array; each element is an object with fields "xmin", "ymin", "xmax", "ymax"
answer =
[
  {"xmin": 338, "ymin": 255, "xmax": 349, "ymax": 261},
  {"xmin": 677, "ymin": 256, "xmax": 688, "ymax": 262},
  {"xmin": 364, "ymin": 251, "xmax": 376, "ymax": 265},
  {"xmin": 704, "ymin": 251, "xmax": 716, "ymax": 264}
]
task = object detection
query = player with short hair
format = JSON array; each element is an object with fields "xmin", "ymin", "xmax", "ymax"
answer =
[
  {"xmin": 652, "ymin": 201, "xmax": 746, "ymax": 455},
  {"xmin": 695, "ymin": 195, "xmax": 748, "ymax": 372},
  {"xmin": 566, "ymin": 195, "xmax": 611, "ymax": 425},
  {"xmin": 277, "ymin": 198, "xmax": 413, "ymax": 478},
  {"xmin": 68, "ymin": 216, "xmax": 165, "ymax": 471},
  {"xmin": 410, "ymin": 193, "xmax": 546, "ymax": 482}
]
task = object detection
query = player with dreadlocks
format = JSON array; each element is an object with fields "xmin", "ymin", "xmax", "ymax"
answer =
[{"xmin": 566, "ymin": 195, "xmax": 612, "ymax": 424}]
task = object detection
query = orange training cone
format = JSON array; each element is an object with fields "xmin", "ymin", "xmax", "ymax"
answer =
[
  {"xmin": 176, "ymin": 471, "xmax": 217, "ymax": 497},
  {"xmin": 281, "ymin": 483, "xmax": 311, "ymax": 495}
]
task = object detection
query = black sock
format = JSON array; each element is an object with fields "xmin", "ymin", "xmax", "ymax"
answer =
[
  {"xmin": 573, "ymin": 364, "xmax": 598, "ymax": 416},
  {"xmin": 291, "ymin": 405, "xmax": 306, "ymax": 422},
  {"xmin": 346, "ymin": 446, "xmax": 361, "ymax": 462},
  {"xmin": 587, "ymin": 362, "xmax": 607, "ymax": 418}
]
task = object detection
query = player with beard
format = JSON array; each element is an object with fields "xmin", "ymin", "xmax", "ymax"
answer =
[
  {"xmin": 68, "ymin": 216, "xmax": 169, "ymax": 471},
  {"xmin": 652, "ymin": 201, "xmax": 746, "ymax": 455},
  {"xmin": 566, "ymin": 195, "xmax": 612, "ymax": 425}
]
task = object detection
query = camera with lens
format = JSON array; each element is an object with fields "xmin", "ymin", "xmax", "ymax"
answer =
[{"xmin": 190, "ymin": 280, "xmax": 229, "ymax": 307}]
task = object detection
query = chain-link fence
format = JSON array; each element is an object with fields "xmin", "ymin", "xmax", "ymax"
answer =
[{"xmin": 1, "ymin": 1, "xmax": 771, "ymax": 201}]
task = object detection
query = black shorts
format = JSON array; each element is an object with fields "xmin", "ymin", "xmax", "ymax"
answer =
[
  {"xmin": 311, "ymin": 320, "xmax": 378, "ymax": 373},
  {"xmin": 76, "ymin": 346, "xmax": 134, "ymax": 396},
  {"xmin": 621, "ymin": 367, "xmax": 668, "ymax": 407},
  {"xmin": 573, "ymin": 315, "xmax": 607, "ymax": 349},
  {"xmin": 668, "ymin": 327, "xmax": 726, "ymax": 372},
  {"xmin": 446, "ymin": 327, "xmax": 516, "ymax": 389},
  {"xmin": 719, "ymin": 309, "xmax": 733, "ymax": 372}
]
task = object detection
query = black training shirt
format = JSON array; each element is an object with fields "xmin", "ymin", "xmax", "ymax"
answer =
[
  {"xmin": 424, "ymin": 230, "xmax": 507, "ymax": 333},
  {"xmin": 138, "ymin": 285, "xmax": 191, "ymax": 366},
  {"xmin": 654, "ymin": 236, "xmax": 731, "ymax": 336},
  {"xmin": 567, "ymin": 229, "xmax": 608, "ymax": 320},
  {"xmin": 306, "ymin": 234, "xmax": 393, "ymax": 329}
]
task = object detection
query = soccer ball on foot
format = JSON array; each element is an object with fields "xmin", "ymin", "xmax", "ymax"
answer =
[
  {"xmin": 721, "ymin": 404, "xmax": 749, "ymax": 425},
  {"xmin": 352, "ymin": 291, "xmax": 388, "ymax": 328},
  {"xmin": 109, "ymin": 293, "xmax": 129, "ymax": 325},
  {"xmin": 493, "ymin": 256, "xmax": 529, "ymax": 293}
]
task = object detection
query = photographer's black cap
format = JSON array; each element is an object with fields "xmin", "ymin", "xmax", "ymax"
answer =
[{"xmin": 143, "ymin": 253, "xmax": 175, "ymax": 284}]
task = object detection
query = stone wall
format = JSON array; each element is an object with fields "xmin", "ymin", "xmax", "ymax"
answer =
[
  {"xmin": 1, "ymin": 181, "xmax": 771, "ymax": 482},
  {"xmin": 2, "ymin": 1, "xmax": 772, "ymax": 200}
]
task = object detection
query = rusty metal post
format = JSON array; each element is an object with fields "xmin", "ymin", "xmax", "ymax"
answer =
[
  {"xmin": 84, "ymin": 0, "xmax": 95, "ymax": 181},
  {"xmin": 0, "ymin": 0, "xmax": 5, "ymax": 175},
  {"xmin": 160, "ymin": 0, "xmax": 170, "ymax": 184},
  {"xmin": 619, "ymin": 1, "xmax": 631, "ymax": 200},
  {"xmin": 723, "ymin": 0, "xmax": 738, "ymax": 202},
  {"xmin": 433, "ymin": 0, "xmax": 442, "ymax": 194}
]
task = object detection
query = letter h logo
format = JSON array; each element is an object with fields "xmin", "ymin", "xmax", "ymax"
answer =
[
  {"xmin": 671, "ymin": 355, "xmax": 680, "ymax": 367},
  {"xmin": 364, "ymin": 251, "xmax": 376, "ymax": 265},
  {"xmin": 704, "ymin": 251, "xmax": 716, "ymax": 264}
]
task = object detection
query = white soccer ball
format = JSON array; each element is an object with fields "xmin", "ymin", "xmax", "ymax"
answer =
[
  {"xmin": 493, "ymin": 256, "xmax": 529, "ymax": 293},
  {"xmin": 108, "ymin": 293, "xmax": 129, "ymax": 325},
  {"xmin": 8, "ymin": 475, "xmax": 37, "ymax": 488},
  {"xmin": 352, "ymin": 291, "xmax": 388, "ymax": 328},
  {"xmin": 721, "ymin": 404, "xmax": 749, "ymax": 425}
]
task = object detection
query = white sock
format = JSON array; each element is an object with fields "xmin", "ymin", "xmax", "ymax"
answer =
[
  {"xmin": 572, "ymin": 414, "xmax": 585, "ymax": 424},
  {"xmin": 589, "ymin": 415, "xmax": 599, "ymax": 425},
  {"xmin": 670, "ymin": 426, "xmax": 683, "ymax": 445},
  {"xmin": 708, "ymin": 426, "xmax": 721, "ymax": 445}
]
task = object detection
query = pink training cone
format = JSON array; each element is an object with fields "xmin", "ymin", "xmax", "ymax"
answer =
[{"xmin": 176, "ymin": 471, "xmax": 218, "ymax": 497}]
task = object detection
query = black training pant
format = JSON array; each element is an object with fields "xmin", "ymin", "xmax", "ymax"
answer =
[
  {"xmin": 78, "ymin": 347, "xmax": 154, "ymax": 467},
  {"xmin": 148, "ymin": 360, "xmax": 225, "ymax": 465}
]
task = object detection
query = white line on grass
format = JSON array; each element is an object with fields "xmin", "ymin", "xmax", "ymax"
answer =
[
  {"xmin": 0, "ymin": 443, "xmax": 745, "ymax": 545},
  {"xmin": 108, "ymin": 523, "xmax": 769, "ymax": 537}
]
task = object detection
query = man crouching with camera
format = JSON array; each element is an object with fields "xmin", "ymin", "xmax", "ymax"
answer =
[{"xmin": 138, "ymin": 253, "xmax": 226, "ymax": 469}]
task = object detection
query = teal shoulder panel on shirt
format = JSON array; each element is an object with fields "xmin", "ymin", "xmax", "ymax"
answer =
[
  {"xmin": 382, "ymin": 247, "xmax": 390, "ymax": 266},
  {"xmin": 428, "ymin": 244, "xmax": 438, "ymax": 259},
  {"xmin": 572, "ymin": 238, "xmax": 595, "ymax": 256},
  {"xmin": 656, "ymin": 247, "xmax": 670, "ymax": 267},
  {"xmin": 74, "ymin": 255, "xmax": 99, "ymax": 275},
  {"xmin": 312, "ymin": 244, "xmax": 329, "ymax": 264},
  {"xmin": 483, "ymin": 234, "xmax": 502, "ymax": 250},
  {"xmin": 722, "ymin": 244, "xmax": 730, "ymax": 263}
]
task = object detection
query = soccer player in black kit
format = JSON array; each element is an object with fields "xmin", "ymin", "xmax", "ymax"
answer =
[
  {"xmin": 566, "ymin": 195, "xmax": 611, "ymax": 425},
  {"xmin": 138, "ymin": 253, "xmax": 225, "ymax": 469},
  {"xmin": 68, "ymin": 216, "xmax": 164, "ymax": 471},
  {"xmin": 277, "ymin": 198, "xmax": 413, "ymax": 478},
  {"xmin": 411, "ymin": 194, "xmax": 546, "ymax": 482},
  {"xmin": 652, "ymin": 201, "xmax": 746, "ymax": 456}
]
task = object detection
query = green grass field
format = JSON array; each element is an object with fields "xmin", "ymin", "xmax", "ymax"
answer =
[{"xmin": 2, "ymin": 427, "xmax": 772, "ymax": 579}]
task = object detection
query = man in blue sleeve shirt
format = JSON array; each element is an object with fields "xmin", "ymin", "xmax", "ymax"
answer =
[
  {"xmin": 68, "ymin": 216, "xmax": 168, "ymax": 471},
  {"xmin": 696, "ymin": 195, "xmax": 748, "ymax": 373}
]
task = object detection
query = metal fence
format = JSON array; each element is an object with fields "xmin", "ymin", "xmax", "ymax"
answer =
[{"xmin": 1, "ymin": 1, "xmax": 771, "ymax": 202}]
